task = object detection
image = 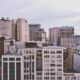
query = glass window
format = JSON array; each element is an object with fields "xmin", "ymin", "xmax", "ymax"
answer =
[
  {"xmin": 3, "ymin": 62, "xmax": 8, "ymax": 80},
  {"xmin": 16, "ymin": 58, "xmax": 21, "ymax": 61},
  {"xmin": 3, "ymin": 58, "xmax": 8, "ymax": 61},
  {"xmin": 9, "ymin": 58, "xmax": 15, "ymax": 61}
]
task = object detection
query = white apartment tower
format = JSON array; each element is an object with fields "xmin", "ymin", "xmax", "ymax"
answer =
[
  {"xmin": 18, "ymin": 46, "xmax": 64, "ymax": 80},
  {"xmin": 2, "ymin": 54, "xmax": 24, "ymax": 80},
  {"xmin": 16, "ymin": 18, "xmax": 30, "ymax": 42}
]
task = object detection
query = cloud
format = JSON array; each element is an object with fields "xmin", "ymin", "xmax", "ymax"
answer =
[{"xmin": 0, "ymin": 0, "xmax": 80, "ymax": 34}]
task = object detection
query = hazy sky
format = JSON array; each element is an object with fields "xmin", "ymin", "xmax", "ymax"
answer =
[{"xmin": 0, "ymin": 0, "xmax": 80, "ymax": 34}]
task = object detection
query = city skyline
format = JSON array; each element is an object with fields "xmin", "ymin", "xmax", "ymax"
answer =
[{"xmin": 0, "ymin": 0, "xmax": 80, "ymax": 34}]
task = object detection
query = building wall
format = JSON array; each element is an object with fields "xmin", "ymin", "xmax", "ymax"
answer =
[
  {"xmin": 16, "ymin": 18, "xmax": 29, "ymax": 42},
  {"xmin": 0, "ymin": 19, "xmax": 12, "ymax": 38},
  {"xmin": 2, "ymin": 55, "xmax": 24, "ymax": 80},
  {"xmin": 74, "ymin": 46, "xmax": 80, "ymax": 72},
  {"xmin": 49, "ymin": 27, "xmax": 74, "ymax": 46},
  {"xmin": 63, "ymin": 73, "xmax": 80, "ymax": 80},
  {"xmin": 61, "ymin": 36, "xmax": 80, "ymax": 47},
  {"xmin": 18, "ymin": 46, "xmax": 65, "ymax": 80},
  {"xmin": 29, "ymin": 24, "xmax": 41, "ymax": 41}
]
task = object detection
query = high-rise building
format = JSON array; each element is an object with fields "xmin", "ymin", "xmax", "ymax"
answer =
[
  {"xmin": 18, "ymin": 46, "xmax": 65, "ymax": 80},
  {"xmin": 29, "ymin": 24, "xmax": 41, "ymax": 41},
  {"xmin": 49, "ymin": 26, "xmax": 74, "ymax": 46},
  {"xmin": 0, "ymin": 18, "xmax": 12, "ymax": 38},
  {"xmin": 29, "ymin": 24, "xmax": 46, "ymax": 43},
  {"xmin": 35, "ymin": 28, "xmax": 46, "ymax": 43},
  {"xmin": 16, "ymin": 18, "xmax": 30, "ymax": 42},
  {"xmin": 2, "ymin": 54, "xmax": 24, "ymax": 80}
]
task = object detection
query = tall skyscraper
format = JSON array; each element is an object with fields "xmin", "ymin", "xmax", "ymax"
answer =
[
  {"xmin": 35, "ymin": 28, "xmax": 46, "ymax": 43},
  {"xmin": 16, "ymin": 18, "xmax": 30, "ymax": 42},
  {"xmin": 29, "ymin": 24, "xmax": 41, "ymax": 41},
  {"xmin": 49, "ymin": 26, "xmax": 74, "ymax": 46},
  {"xmin": 29, "ymin": 24, "xmax": 46, "ymax": 43}
]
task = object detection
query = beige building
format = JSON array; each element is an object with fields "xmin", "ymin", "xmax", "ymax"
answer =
[
  {"xmin": 16, "ymin": 18, "xmax": 30, "ymax": 42},
  {"xmin": 49, "ymin": 26, "xmax": 74, "ymax": 46},
  {"xmin": 0, "ymin": 18, "xmax": 12, "ymax": 38}
]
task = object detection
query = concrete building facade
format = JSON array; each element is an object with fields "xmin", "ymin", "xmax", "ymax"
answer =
[
  {"xmin": 61, "ymin": 36, "xmax": 80, "ymax": 47},
  {"xmin": 0, "ymin": 18, "xmax": 12, "ymax": 38},
  {"xmin": 18, "ymin": 46, "xmax": 65, "ymax": 80},
  {"xmin": 16, "ymin": 18, "xmax": 30, "ymax": 42},
  {"xmin": 63, "ymin": 73, "xmax": 80, "ymax": 80},
  {"xmin": 29, "ymin": 24, "xmax": 41, "ymax": 41}
]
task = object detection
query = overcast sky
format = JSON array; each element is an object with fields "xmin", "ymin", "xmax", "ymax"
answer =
[{"xmin": 0, "ymin": 0, "xmax": 80, "ymax": 34}]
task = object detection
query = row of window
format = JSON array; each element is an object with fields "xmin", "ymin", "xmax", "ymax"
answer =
[
  {"xmin": 3, "ymin": 58, "xmax": 21, "ymax": 61},
  {"xmin": 44, "ymin": 77, "xmax": 62, "ymax": 79},
  {"xmin": 44, "ymin": 51, "xmax": 62, "ymax": 54},
  {"xmin": 44, "ymin": 55, "xmax": 62, "ymax": 58},
  {"xmin": 24, "ymin": 50, "xmax": 62, "ymax": 54}
]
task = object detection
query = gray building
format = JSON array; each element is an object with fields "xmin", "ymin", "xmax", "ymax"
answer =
[{"xmin": 29, "ymin": 24, "xmax": 41, "ymax": 41}]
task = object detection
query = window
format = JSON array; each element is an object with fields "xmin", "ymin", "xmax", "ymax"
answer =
[
  {"xmin": 37, "ymin": 73, "xmax": 42, "ymax": 75},
  {"xmin": 57, "ymin": 77, "xmax": 62, "ymax": 79},
  {"xmin": 57, "ymin": 69, "xmax": 62, "ymax": 71},
  {"xmin": 44, "ymin": 77, "xmax": 49, "ymax": 79},
  {"xmin": 57, "ymin": 64, "xmax": 62, "ymax": 67},
  {"xmin": 50, "ymin": 73, "xmax": 55, "ymax": 75},
  {"xmin": 3, "ymin": 58, "xmax": 8, "ymax": 61},
  {"xmin": 9, "ymin": 58, "xmax": 15, "ymax": 61},
  {"xmin": 50, "ymin": 51, "xmax": 55, "ymax": 54},
  {"xmin": 24, "ymin": 56, "xmax": 26, "ymax": 59},
  {"xmin": 44, "ymin": 51, "xmax": 49, "ymax": 54},
  {"xmin": 3, "ymin": 62, "xmax": 8, "ymax": 80},
  {"xmin": 57, "ymin": 55, "xmax": 62, "ymax": 58},
  {"xmin": 16, "ymin": 58, "xmax": 21, "ymax": 61},
  {"xmin": 9, "ymin": 62, "xmax": 15, "ymax": 80},
  {"xmin": 50, "ymin": 64, "xmax": 55, "ymax": 67},
  {"xmin": 57, "ymin": 51, "xmax": 62, "ymax": 54},
  {"xmin": 32, "ymin": 55, "xmax": 34, "ymax": 59},
  {"xmin": 44, "ymin": 55, "xmax": 49, "ymax": 58}
]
